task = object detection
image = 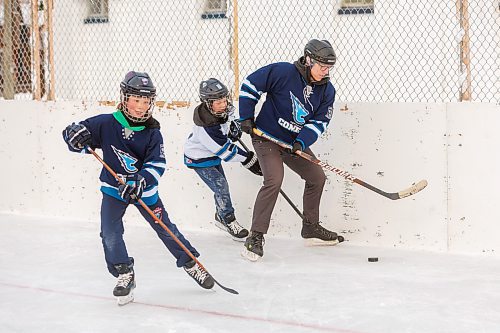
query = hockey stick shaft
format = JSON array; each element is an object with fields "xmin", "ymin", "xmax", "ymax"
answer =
[
  {"xmin": 237, "ymin": 138, "xmax": 305, "ymax": 219},
  {"xmin": 88, "ymin": 147, "xmax": 238, "ymax": 294},
  {"xmin": 252, "ymin": 129, "xmax": 427, "ymax": 200}
]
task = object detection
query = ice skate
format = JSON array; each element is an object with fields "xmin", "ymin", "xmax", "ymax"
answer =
[
  {"xmin": 215, "ymin": 212, "xmax": 249, "ymax": 242},
  {"xmin": 301, "ymin": 220, "xmax": 343, "ymax": 246},
  {"xmin": 116, "ymin": 291, "xmax": 135, "ymax": 306},
  {"xmin": 241, "ymin": 231, "xmax": 264, "ymax": 262},
  {"xmin": 183, "ymin": 259, "xmax": 215, "ymax": 289},
  {"xmin": 113, "ymin": 263, "xmax": 136, "ymax": 306}
]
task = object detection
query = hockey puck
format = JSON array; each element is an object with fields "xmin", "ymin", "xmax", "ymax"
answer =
[{"xmin": 368, "ymin": 257, "xmax": 379, "ymax": 262}]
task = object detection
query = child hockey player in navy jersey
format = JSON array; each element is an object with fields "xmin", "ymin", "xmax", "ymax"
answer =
[
  {"xmin": 239, "ymin": 39, "xmax": 342, "ymax": 261},
  {"xmin": 63, "ymin": 71, "xmax": 214, "ymax": 305},
  {"xmin": 184, "ymin": 78, "xmax": 262, "ymax": 241}
]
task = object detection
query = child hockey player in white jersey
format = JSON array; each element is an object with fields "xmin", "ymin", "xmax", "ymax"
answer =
[
  {"xmin": 184, "ymin": 78, "xmax": 262, "ymax": 241},
  {"xmin": 62, "ymin": 71, "xmax": 214, "ymax": 305}
]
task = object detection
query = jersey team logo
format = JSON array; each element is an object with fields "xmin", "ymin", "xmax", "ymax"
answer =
[
  {"xmin": 111, "ymin": 145, "xmax": 138, "ymax": 173},
  {"xmin": 290, "ymin": 91, "xmax": 309, "ymax": 125}
]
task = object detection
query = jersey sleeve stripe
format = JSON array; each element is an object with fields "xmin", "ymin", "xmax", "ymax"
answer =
[
  {"xmin": 215, "ymin": 141, "xmax": 231, "ymax": 156},
  {"xmin": 304, "ymin": 123, "xmax": 322, "ymax": 137},
  {"xmin": 222, "ymin": 146, "xmax": 238, "ymax": 161},
  {"xmin": 144, "ymin": 161, "xmax": 166, "ymax": 169},
  {"xmin": 239, "ymin": 90, "xmax": 259, "ymax": 101},
  {"xmin": 144, "ymin": 167, "xmax": 162, "ymax": 183},
  {"xmin": 242, "ymin": 78, "xmax": 262, "ymax": 95}
]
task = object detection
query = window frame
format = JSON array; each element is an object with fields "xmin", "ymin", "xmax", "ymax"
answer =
[
  {"xmin": 84, "ymin": 0, "xmax": 109, "ymax": 24},
  {"xmin": 201, "ymin": 0, "xmax": 227, "ymax": 19},
  {"xmin": 338, "ymin": 0, "xmax": 374, "ymax": 15}
]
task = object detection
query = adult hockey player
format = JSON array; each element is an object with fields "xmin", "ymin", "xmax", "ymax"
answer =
[
  {"xmin": 62, "ymin": 71, "xmax": 214, "ymax": 305},
  {"xmin": 239, "ymin": 39, "xmax": 342, "ymax": 261},
  {"xmin": 184, "ymin": 78, "xmax": 262, "ymax": 241}
]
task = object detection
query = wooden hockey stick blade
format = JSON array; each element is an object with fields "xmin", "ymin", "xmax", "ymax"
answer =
[
  {"xmin": 353, "ymin": 178, "xmax": 428, "ymax": 200},
  {"xmin": 394, "ymin": 179, "xmax": 428, "ymax": 200}
]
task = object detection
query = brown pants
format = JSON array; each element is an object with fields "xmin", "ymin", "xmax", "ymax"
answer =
[{"xmin": 251, "ymin": 137, "xmax": 326, "ymax": 234}]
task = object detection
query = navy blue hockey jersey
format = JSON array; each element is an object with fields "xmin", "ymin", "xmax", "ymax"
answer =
[
  {"xmin": 65, "ymin": 111, "xmax": 166, "ymax": 206},
  {"xmin": 239, "ymin": 62, "xmax": 336, "ymax": 150}
]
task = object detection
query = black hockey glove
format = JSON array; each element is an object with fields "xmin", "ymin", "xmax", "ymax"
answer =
[
  {"xmin": 240, "ymin": 118, "xmax": 255, "ymax": 135},
  {"xmin": 63, "ymin": 123, "xmax": 92, "ymax": 151},
  {"xmin": 118, "ymin": 174, "xmax": 146, "ymax": 204},
  {"xmin": 241, "ymin": 151, "xmax": 263, "ymax": 176},
  {"xmin": 287, "ymin": 141, "xmax": 303, "ymax": 154},
  {"xmin": 227, "ymin": 120, "xmax": 242, "ymax": 142}
]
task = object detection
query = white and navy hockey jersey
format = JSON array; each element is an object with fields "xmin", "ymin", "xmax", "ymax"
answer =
[
  {"xmin": 64, "ymin": 111, "xmax": 166, "ymax": 206},
  {"xmin": 239, "ymin": 60, "xmax": 336, "ymax": 150},
  {"xmin": 184, "ymin": 104, "xmax": 249, "ymax": 168}
]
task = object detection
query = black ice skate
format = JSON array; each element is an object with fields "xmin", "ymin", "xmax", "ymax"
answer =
[
  {"xmin": 215, "ymin": 212, "xmax": 249, "ymax": 242},
  {"xmin": 241, "ymin": 231, "xmax": 265, "ymax": 262},
  {"xmin": 183, "ymin": 259, "xmax": 215, "ymax": 289},
  {"xmin": 301, "ymin": 220, "xmax": 344, "ymax": 246},
  {"xmin": 113, "ymin": 263, "xmax": 136, "ymax": 306}
]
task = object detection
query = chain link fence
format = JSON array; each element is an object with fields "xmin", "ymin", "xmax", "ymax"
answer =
[{"xmin": 1, "ymin": 0, "xmax": 498, "ymax": 103}]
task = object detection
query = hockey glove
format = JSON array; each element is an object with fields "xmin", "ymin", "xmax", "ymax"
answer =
[
  {"xmin": 241, "ymin": 151, "xmax": 263, "ymax": 176},
  {"xmin": 240, "ymin": 118, "xmax": 255, "ymax": 135},
  {"xmin": 118, "ymin": 174, "xmax": 146, "ymax": 203},
  {"xmin": 63, "ymin": 123, "xmax": 92, "ymax": 151},
  {"xmin": 287, "ymin": 141, "xmax": 303, "ymax": 154},
  {"xmin": 228, "ymin": 120, "xmax": 242, "ymax": 142}
]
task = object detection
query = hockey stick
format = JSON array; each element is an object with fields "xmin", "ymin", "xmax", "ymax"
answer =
[
  {"xmin": 252, "ymin": 129, "xmax": 428, "ymax": 200},
  {"xmin": 87, "ymin": 147, "xmax": 238, "ymax": 295},
  {"xmin": 237, "ymin": 138, "xmax": 305, "ymax": 219}
]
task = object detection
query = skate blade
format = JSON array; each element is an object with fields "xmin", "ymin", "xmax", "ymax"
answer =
[
  {"xmin": 214, "ymin": 220, "xmax": 247, "ymax": 242},
  {"xmin": 303, "ymin": 238, "xmax": 340, "ymax": 247},
  {"xmin": 230, "ymin": 236, "xmax": 247, "ymax": 243},
  {"xmin": 116, "ymin": 293, "xmax": 134, "ymax": 306},
  {"xmin": 240, "ymin": 248, "xmax": 262, "ymax": 262}
]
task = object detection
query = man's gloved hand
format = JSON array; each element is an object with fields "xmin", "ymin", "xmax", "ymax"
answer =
[
  {"xmin": 63, "ymin": 123, "xmax": 92, "ymax": 151},
  {"xmin": 240, "ymin": 118, "xmax": 255, "ymax": 135},
  {"xmin": 288, "ymin": 141, "xmax": 303, "ymax": 154},
  {"xmin": 118, "ymin": 174, "xmax": 146, "ymax": 203},
  {"xmin": 241, "ymin": 151, "xmax": 263, "ymax": 176},
  {"xmin": 227, "ymin": 120, "xmax": 242, "ymax": 142}
]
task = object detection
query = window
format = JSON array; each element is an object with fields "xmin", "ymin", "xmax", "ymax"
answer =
[
  {"xmin": 338, "ymin": 0, "xmax": 374, "ymax": 15},
  {"xmin": 202, "ymin": 0, "xmax": 227, "ymax": 19},
  {"xmin": 84, "ymin": 0, "xmax": 109, "ymax": 24}
]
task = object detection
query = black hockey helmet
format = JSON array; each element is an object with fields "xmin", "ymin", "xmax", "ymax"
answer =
[
  {"xmin": 199, "ymin": 78, "xmax": 231, "ymax": 118},
  {"xmin": 119, "ymin": 71, "xmax": 157, "ymax": 123},
  {"xmin": 304, "ymin": 39, "xmax": 336, "ymax": 66}
]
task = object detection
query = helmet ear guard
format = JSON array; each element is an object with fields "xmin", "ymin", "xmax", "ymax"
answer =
[{"xmin": 120, "ymin": 71, "xmax": 157, "ymax": 123}]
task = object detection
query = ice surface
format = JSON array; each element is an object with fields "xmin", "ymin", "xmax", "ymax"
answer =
[{"xmin": 1, "ymin": 213, "xmax": 499, "ymax": 333}]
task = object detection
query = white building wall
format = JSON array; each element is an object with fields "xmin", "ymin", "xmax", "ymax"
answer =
[
  {"xmin": 1, "ymin": 100, "xmax": 499, "ymax": 255},
  {"xmin": 49, "ymin": 1, "xmax": 498, "ymax": 102}
]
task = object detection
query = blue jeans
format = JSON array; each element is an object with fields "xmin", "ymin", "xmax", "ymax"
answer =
[
  {"xmin": 100, "ymin": 194, "xmax": 199, "ymax": 277},
  {"xmin": 193, "ymin": 164, "xmax": 235, "ymax": 222}
]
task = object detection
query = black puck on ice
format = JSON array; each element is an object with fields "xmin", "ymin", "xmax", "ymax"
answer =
[{"xmin": 368, "ymin": 257, "xmax": 379, "ymax": 262}]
